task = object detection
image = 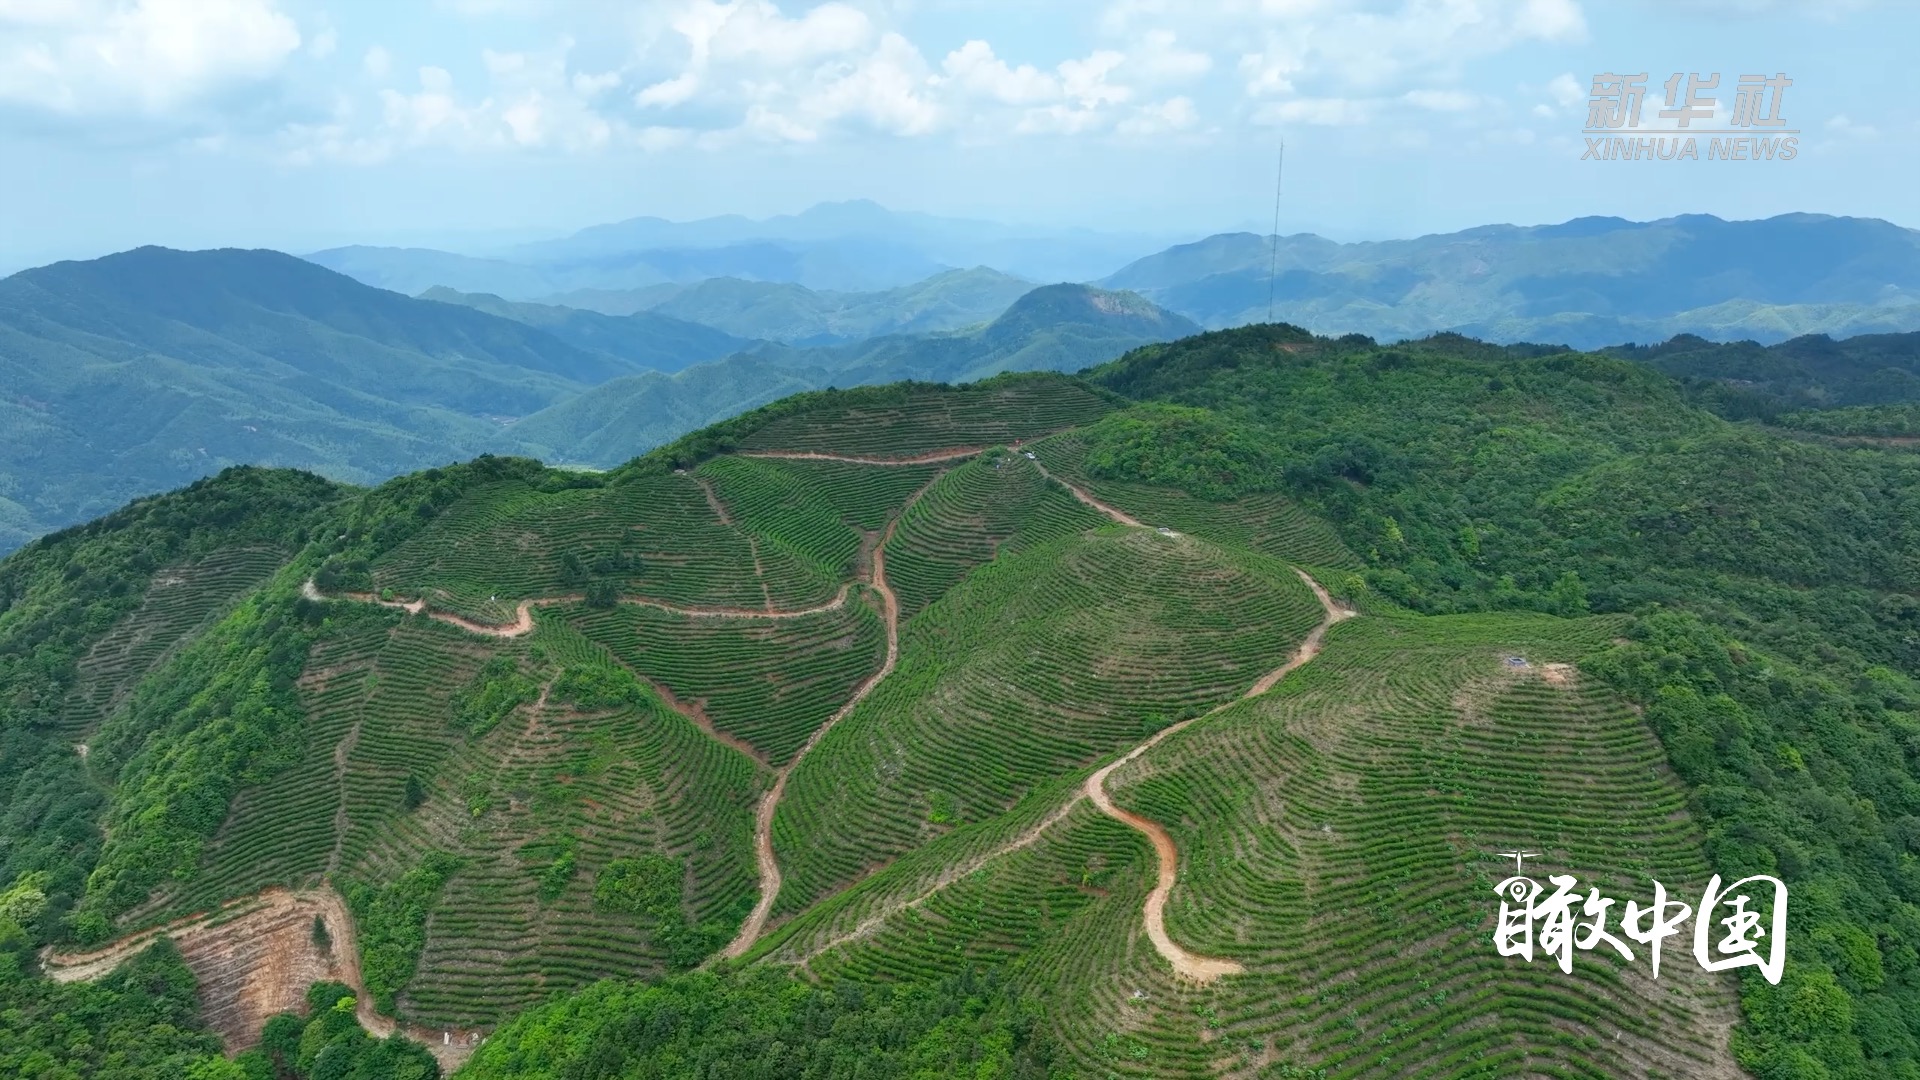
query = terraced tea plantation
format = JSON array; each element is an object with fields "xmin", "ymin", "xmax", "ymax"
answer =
[
  {"xmin": 28, "ymin": 375, "xmax": 1753, "ymax": 1078},
  {"xmin": 57, "ymin": 545, "xmax": 292, "ymax": 741},
  {"xmin": 732, "ymin": 374, "xmax": 1116, "ymax": 458},
  {"xmin": 773, "ymin": 527, "xmax": 1326, "ymax": 915},
  {"xmin": 765, "ymin": 611, "xmax": 1741, "ymax": 1079}
]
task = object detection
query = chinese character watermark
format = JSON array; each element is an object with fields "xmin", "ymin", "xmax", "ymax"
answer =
[
  {"xmin": 1493, "ymin": 859, "xmax": 1788, "ymax": 984},
  {"xmin": 1581, "ymin": 71, "xmax": 1798, "ymax": 163}
]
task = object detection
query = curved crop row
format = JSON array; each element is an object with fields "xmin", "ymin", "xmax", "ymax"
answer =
[
  {"xmin": 735, "ymin": 379, "xmax": 1114, "ymax": 458},
  {"xmin": 1031, "ymin": 433, "xmax": 1358, "ymax": 569},
  {"xmin": 884, "ymin": 454, "xmax": 1109, "ymax": 621},
  {"xmin": 58, "ymin": 545, "xmax": 291, "ymax": 739},
  {"xmin": 561, "ymin": 595, "xmax": 887, "ymax": 766},
  {"xmin": 771, "ymin": 527, "xmax": 1324, "ymax": 918}
]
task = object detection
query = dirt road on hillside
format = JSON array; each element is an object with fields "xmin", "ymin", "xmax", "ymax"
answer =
[
  {"xmin": 306, "ymin": 581, "xmax": 857, "ymax": 638},
  {"xmin": 42, "ymin": 887, "xmax": 483, "ymax": 1073},
  {"xmin": 790, "ymin": 515, "xmax": 1353, "ymax": 981},
  {"xmin": 721, "ymin": 479, "xmax": 932, "ymax": 959},
  {"xmin": 1029, "ymin": 462, "xmax": 1145, "ymax": 527},
  {"xmin": 740, "ymin": 447, "xmax": 987, "ymax": 466}
]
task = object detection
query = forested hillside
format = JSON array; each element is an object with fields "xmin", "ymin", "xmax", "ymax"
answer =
[
  {"xmin": 0, "ymin": 251, "xmax": 1186, "ymax": 555},
  {"xmin": 3, "ymin": 329, "xmax": 1919, "ymax": 1079},
  {"xmin": 0, "ymin": 248, "xmax": 652, "ymax": 551},
  {"xmin": 1106, "ymin": 213, "xmax": 1920, "ymax": 348}
]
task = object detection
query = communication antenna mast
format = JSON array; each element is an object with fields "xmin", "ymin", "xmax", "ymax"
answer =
[{"xmin": 1266, "ymin": 139, "xmax": 1285, "ymax": 325}]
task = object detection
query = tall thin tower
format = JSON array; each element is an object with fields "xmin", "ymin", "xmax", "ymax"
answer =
[{"xmin": 1266, "ymin": 139, "xmax": 1286, "ymax": 325}]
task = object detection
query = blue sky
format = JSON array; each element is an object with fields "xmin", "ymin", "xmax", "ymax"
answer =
[{"xmin": 0, "ymin": 0, "xmax": 1909, "ymax": 268}]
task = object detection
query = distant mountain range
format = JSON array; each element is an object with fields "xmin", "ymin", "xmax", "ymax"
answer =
[
  {"xmin": 511, "ymin": 284, "xmax": 1201, "ymax": 468},
  {"xmin": 1105, "ymin": 213, "xmax": 1920, "ymax": 348},
  {"xmin": 308, "ymin": 200, "xmax": 1180, "ymax": 296},
  {"xmin": 431, "ymin": 266, "xmax": 1036, "ymax": 346},
  {"xmin": 0, "ymin": 248, "xmax": 1194, "ymax": 551},
  {"xmin": 10, "ymin": 208, "xmax": 1920, "ymax": 551},
  {"xmin": 310, "ymin": 204, "xmax": 1920, "ymax": 351}
]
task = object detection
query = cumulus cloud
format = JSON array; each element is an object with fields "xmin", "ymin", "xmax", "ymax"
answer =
[
  {"xmin": 0, "ymin": 0, "xmax": 302, "ymax": 115},
  {"xmin": 627, "ymin": 0, "xmax": 938, "ymax": 142},
  {"xmin": 941, "ymin": 41, "xmax": 1059, "ymax": 106},
  {"xmin": 285, "ymin": 39, "xmax": 618, "ymax": 163},
  {"xmin": 196, "ymin": 0, "xmax": 1627, "ymax": 164}
]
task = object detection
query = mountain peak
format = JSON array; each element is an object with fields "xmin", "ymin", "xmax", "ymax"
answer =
[{"xmin": 986, "ymin": 283, "xmax": 1200, "ymax": 341}]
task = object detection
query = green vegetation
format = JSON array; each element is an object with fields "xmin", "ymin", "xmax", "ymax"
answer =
[
  {"xmin": 11, "ymin": 335, "xmax": 1920, "ymax": 1078},
  {"xmin": 0, "ymin": 936, "xmax": 236, "ymax": 1079},
  {"xmin": 1589, "ymin": 615, "xmax": 1920, "ymax": 1079},
  {"xmin": 0, "ymin": 467, "xmax": 340, "ymax": 943},
  {"xmin": 565, "ymin": 598, "xmax": 885, "ymax": 765},
  {"xmin": 449, "ymin": 658, "xmax": 540, "ymax": 738},
  {"xmin": 348, "ymin": 852, "xmax": 464, "ymax": 1015},
  {"xmin": 252, "ymin": 981, "xmax": 439, "ymax": 1080},
  {"xmin": 592, "ymin": 854, "xmax": 730, "ymax": 971},
  {"xmin": 460, "ymin": 966, "xmax": 1054, "ymax": 1080},
  {"xmin": 648, "ymin": 370, "xmax": 1117, "ymax": 468},
  {"xmin": 1078, "ymin": 322, "xmax": 1920, "ymax": 1078},
  {"xmin": 774, "ymin": 527, "xmax": 1324, "ymax": 914},
  {"xmin": 883, "ymin": 453, "xmax": 1108, "ymax": 620},
  {"xmin": 1102, "ymin": 214, "xmax": 1920, "ymax": 348}
]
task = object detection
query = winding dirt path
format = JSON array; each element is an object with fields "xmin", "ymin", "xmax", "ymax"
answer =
[
  {"xmin": 41, "ymin": 887, "xmax": 483, "ymax": 1072},
  {"xmin": 721, "ymin": 483, "xmax": 929, "ymax": 959},
  {"xmin": 791, "ymin": 499, "xmax": 1353, "ymax": 980},
  {"xmin": 1084, "ymin": 568, "xmax": 1352, "ymax": 982},
  {"xmin": 741, "ymin": 447, "xmax": 987, "ymax": 466},
  {"xmin": 304, "ymin": 580, "xmax": 856, "ymax": 639},
  {"xmin": 1029, "ymin": 461, "xmax": 1145, "ymax": 527}
]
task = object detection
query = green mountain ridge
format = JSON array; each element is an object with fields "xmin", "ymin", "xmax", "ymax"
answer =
[
  {"xmin": 414, "ymin": 286, "xmax": 752, "ymax": 373},
  {"xmin": 6, "ymin": 327, "xmax": 1920, "ymax": 1078},
  {"xmin": 0, "ymin": 254, "xmax": 1197, "ymax": 552},
  {"xmin": 1105, "ymin": 212, "xmax": 1920, "ymax": 348},
  {"xmin": 540, "ymin": 265, "xmax": 1038, "ymax": 344},
  {"xmin": 507, "ymin": 283, "xmax": 1201, "ymax": 467}
]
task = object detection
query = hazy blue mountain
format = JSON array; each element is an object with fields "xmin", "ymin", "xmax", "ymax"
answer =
[
  {"xmin": 514, "ymin": 283, "xmax": 1198, "ymax": 467},
  {"xmin": 308, "ymin": 201, "xmax": 1180, "ymax": 302},
  {"xmin": 301, "ymin": 245, "xmax": 565, "ymax": 298},
  {"xmin": 544, "ymin": 267, "xmax": 1036, "ymax": 344},
  {"xmin": 0, "ymin": 247, "xmax": 647, "ymax": 549},
  {"xmin": 0, "ymin": 251, "xmax": 1191, "ymax": 552},
  {"xmin": 416, "ymin": 287, "xmax": 752, "ymax": 372},
  {"xmin": 511, "ymin": 199, "xmax": 1179, "ymax": 283},
  {"xmin": 509, "ymin": 352, "xmax": 832, "ymax": 467},
  {"xmin": 1104, "ymin": 213, "xmax": 1920, "ymax": 348}
]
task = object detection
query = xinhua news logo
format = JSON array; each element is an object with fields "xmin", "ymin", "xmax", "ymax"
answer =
[{"xmin": 1583, "ymin": 72, "xmax": 1798, "ymax": 162}]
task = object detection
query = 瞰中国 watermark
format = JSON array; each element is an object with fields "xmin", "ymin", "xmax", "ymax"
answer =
[
  {"xmin": 1491, "ymin": 851, "xmax": 1787, "ymax": 984},
  {"xmin": 1583, "ymin": 72, "xmax": 1797, "ymax": 161}
]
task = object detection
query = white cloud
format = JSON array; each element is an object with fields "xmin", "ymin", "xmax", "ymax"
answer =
[
  {"xmin": 941, "ymin": 41, "xmax": 1059, "ymax": 106},
  {"xmin": 363, "ymin": 45, "xmax": 392, "ymax": 78},
  {"xmin": 628, "ymin": 0, "xmax": 934, "ymax": 141},
  {"xmin": 1059, "ymin": 51, "xmax": 1131, "ymax": 108},
  {"xmin": 636, "ymin": 71, "xmax": 700, "ymax": 108},
  {"xmin": 1116, "ymin": 94, "xmax": 1198, "ymax": 134},
  {"xmin": 1125, "ymin": 29, "xmax": 1211, "ymax": 84},
  {"xmin": 1232, "ymin": 1, "xmax": 1588, "ymax": 99},
  {"xmin": 1255, "ymin": 95, "xmax": 1370, "ymax": 126},
  {"xmin": 287, "ymin": 39, "xmax": 619, "ymax": 162},
  {"xmin": 1548, "ymin": 72, "xmax": 1583, "ymax": 106},
  {"xmin": 0, "ymin": 0, "xmax": 302, "ymax": 115}
]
